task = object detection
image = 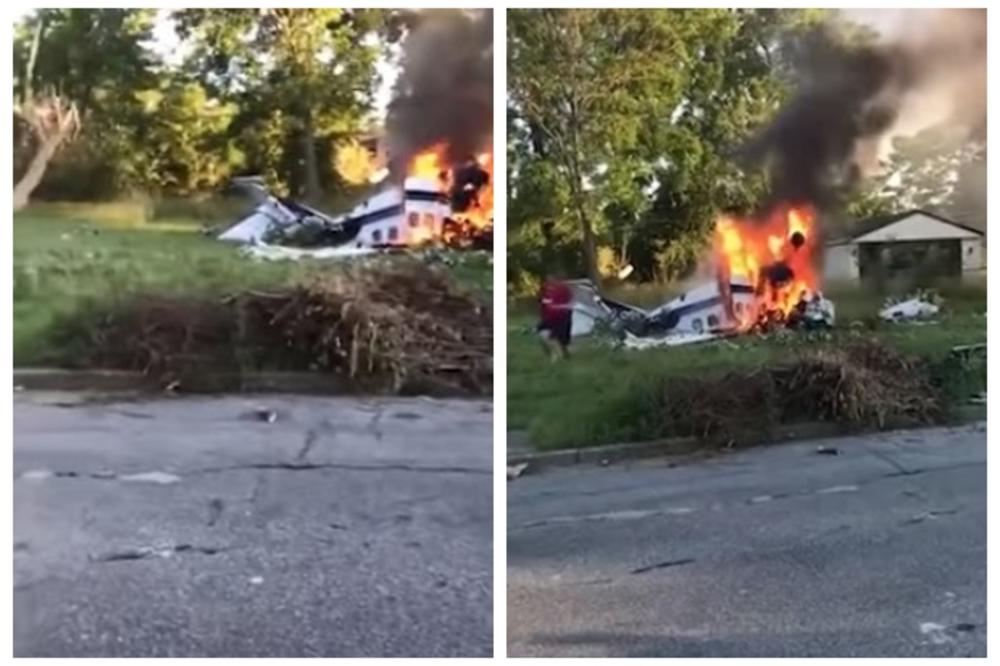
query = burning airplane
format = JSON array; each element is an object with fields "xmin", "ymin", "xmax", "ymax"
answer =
[
  {"xmin": 220, "ymin": 9, "xmax": 493, "ymax": 256},
  {"xmin": 217, "ymin": 147, "xmax": 492, "ymax": 252},
  {"xmin": 572, "ymin": 204, "xmax": 833, "ymax": 346},
  {"xmin": 574, "ymin": 10, "xmax": 988, "ymax": 347}
]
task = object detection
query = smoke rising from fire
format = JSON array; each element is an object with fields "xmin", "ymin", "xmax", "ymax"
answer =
[
  {"xmin": 741, "ymin": 8, "xmax": 986, "ymax": 209},
  {"xmin": 386, "ymin": 9, "xmax": 493, "ymax": 176}
]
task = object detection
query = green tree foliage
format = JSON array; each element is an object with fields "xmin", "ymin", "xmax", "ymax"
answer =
[
  {"xmin": 508, "ymin": 9, "xmax": 829, "ymax": 286},
  {"xmin": 175, "ymin": 8, "xmax": 390, "ymax": 199},
  {"xmin": 508, "ymin": 9, "xmax": 985, "ymax": 290},
  {"xmin": 13, "ymin": 8, "xmax": 393, "ymax": 203}
]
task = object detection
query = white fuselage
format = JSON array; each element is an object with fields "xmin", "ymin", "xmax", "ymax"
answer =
[{"xmin": 219, "ymin": 177, "xmax": 452, "ymax": 247}]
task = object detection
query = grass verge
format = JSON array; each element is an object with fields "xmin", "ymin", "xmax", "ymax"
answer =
[
  {"xmin": 508, "ymin": 283, "xmax": 986, "ymax": 450},
  {"xmin": 14, "ymin": 217, "xmax": 492, "ymax": 375}
]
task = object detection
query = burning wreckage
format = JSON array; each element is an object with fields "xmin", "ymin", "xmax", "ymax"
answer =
[
  {"xmin": 572, "ymin": 204, "xmax": 836, "ymax": 348},
  {"xmin": 218, "ymin": 145, "xmax": 493, "ymax": 260}
]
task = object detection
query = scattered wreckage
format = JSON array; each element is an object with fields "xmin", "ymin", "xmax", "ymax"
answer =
[
  {"xmin": 566, "ymin": 277, "xmax": 835, "ymax": 348},
  {"xmin": 217, "ymin": 163, "xmax": 492, "ymax": 261},
  {"xmin": 569, "ymin": 279, "xmax": 962, "ymax": 349},
  {"xmin": 879, "ymin": 290, "xmax": 942, "ymax": 323},
  {"xmin": 561, "ymin": 204, "xmax": 965, "ymax": 349}
]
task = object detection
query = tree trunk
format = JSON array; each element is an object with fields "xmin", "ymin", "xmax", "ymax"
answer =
[
  {"xmin": 574, "ymin": 199, "xmax": 599, "ymax": 283},
  {"xmin": 13, "ymin": 134, "xmax": 61, "ymax": 211},
  {"xmin": 300, "ymin": 111, "xmax": 321, "ymax": 202}
]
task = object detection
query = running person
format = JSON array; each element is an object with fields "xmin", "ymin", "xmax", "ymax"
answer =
[{"xmin": 537, "ymin": 276, "xmax": 573, "ymax": 360}]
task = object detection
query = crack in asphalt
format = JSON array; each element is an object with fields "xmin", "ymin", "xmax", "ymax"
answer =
[
  {"xmin": 20, "ymin": 459, "xmax": 491, "ymax": 484},
  {"xmin": 296, "ymin": 429, "xmax": 318, "ymax": 461},
  {"xmin": 630, "ymin": 558, "xmax": 696, "ymax": 575},
  {"xmin": 193, "ymin": 461, "xmax": 492, "ymax": 476},
  {"xmin": 206, "ymin": 498, "xmax": 225, "ymax": 526},
  {"xmin": 901, "ymin": 508, "xmax": 961, "ymax": 526},
  {"xmin": 511, "ymin": 460, "xmax": 983, "ymax": 531},
  {"xmin": 90, "ymin": 543, "xmax": 229, "ymax": 563},
  {"xmin": 866, "ymin": 446, "xmax": 918, "ymax": 476},
  {"xmin": 368, "ymin": 404, "xmax": 386, "ymax": 441}
]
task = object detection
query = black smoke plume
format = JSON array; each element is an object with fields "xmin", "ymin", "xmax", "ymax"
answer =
[
  {"xmin": 450, "ymin": 159, "xmax": 490, "ymax": 212},
  {"xmin": 741, "ymin": 9, "xmax": 986, "ymax": 210},
  {"xmin": 386, "ymin": 9, "xmax": 493, "ymax": 176}
]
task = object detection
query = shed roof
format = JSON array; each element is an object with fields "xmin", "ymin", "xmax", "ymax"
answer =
[{"xmin": 827, "ymin": 209, "xmax": 984, "ymax": 246}]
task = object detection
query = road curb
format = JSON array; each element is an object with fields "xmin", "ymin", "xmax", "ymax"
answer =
[
  {"xmin": 508, "ymin": 409, "xmax": 987, "ymax": 471},
  {"xmin": 12, "ymin": 368, "xmax": 476, "ymax": 397}
]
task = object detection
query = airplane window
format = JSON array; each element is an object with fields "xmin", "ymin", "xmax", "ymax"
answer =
[
  {"xmin": 388, "ymin": 226, "xmax": 399, "ymax": 242},
  {"xmin": 408, "ymin": 212, "xmax": 419, "ymax": 228},
  {"xmin": 372, "ymin": 229, "xmax": 382, "ymax": 243}
]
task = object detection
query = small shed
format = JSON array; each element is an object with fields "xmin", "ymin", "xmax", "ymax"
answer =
[{"xmin": 824, "ymin": 210, "xmax": 985, "ymax": 285}]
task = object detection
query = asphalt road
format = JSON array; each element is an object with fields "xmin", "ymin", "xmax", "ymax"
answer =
[
  {"xmin": 14, "ymin": 392, "xmax": 493, "ymax": 657},
  {"xmin": 508, "ymin": 424, "xmax": 986, "ymax": 657}
]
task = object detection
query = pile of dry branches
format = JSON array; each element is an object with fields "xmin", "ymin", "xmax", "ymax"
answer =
[
  {"xmin": 656, "ymin": 340, "xmax": 942, "ymax": 446},
  {"xmin": 72, "ymin": 259, "xmax": 492, "ymax": 394}
]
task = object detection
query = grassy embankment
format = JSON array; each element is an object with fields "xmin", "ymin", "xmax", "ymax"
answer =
[{"xmin": 508, "ymin": 280, "xmax": 986, "ymax": 450}]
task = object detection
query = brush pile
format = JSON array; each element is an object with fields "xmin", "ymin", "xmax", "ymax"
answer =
[
  {"xmin": 654, "ymin": 339, "xmax": 942, "ymax": 445},
  {"xmin": 66, "ymin": 259, "xmax": 491, "ymax": 394}
]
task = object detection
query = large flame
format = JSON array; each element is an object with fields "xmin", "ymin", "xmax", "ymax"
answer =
[
  {"xmin": 408, "ymin": 143, "xmax": 451, "ymax": 182},
  {"xmin": 714, "ymin": 203, "xmax": 820, "ymax": 330},
  {"xmin": 405, "ymin": 143, "xmax": 493, "ymax": 247}
]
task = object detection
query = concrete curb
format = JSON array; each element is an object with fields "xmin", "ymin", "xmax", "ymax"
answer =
[
  {"xmin": 12, "ymin": 368, "xmax": 478, "ymax": 398},
  {"xmin": 508, "ymin": 409, "xmax": 987, "ymax": 472}
]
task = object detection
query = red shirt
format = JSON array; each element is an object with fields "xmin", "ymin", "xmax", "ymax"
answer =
[{"xmin": 540, "ymin": 280, "xmax": 572, "ymax": 325}]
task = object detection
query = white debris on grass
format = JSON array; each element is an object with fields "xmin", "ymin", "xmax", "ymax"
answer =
[
  {"xmin": 880, "ymin": 290, "xmax": 942, "ymax": 323},
  {"xmin": 622, "ymin": 330, "xmax": 722, "ymax": 349},
  {"xmin": 241, "ymin": 243, "xmax": 378, "ymax": 262}
]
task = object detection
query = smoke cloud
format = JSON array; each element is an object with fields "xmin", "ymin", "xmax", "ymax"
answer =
[
  {"xmin": 386, "ymin": 9, "xmax": 493, "ymax": 175},
  {"xmin": 741, "ymin": 8, "xmax": 986, "ymax": 209}
]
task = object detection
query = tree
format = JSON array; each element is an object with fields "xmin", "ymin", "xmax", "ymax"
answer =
[
  {"xmin": 509, "ymin": 9, "xmax": 693, "ymax": 281},
  {"xmin": 879, "ymin": 127, "xmax": 986, "ymax": 213},
  {"xmin": 175, "ymin": 9, "xmax": 389, "ymax": 200},
  {"xmin": 13, "ymin": 9, "xmax": 157, "ymax": 116},
  {"xmin": 13, "ymin": 17, "xmax": 81, "ymax": 210},
  {"xmin": 13, "ymin": 9, "xmax": 160, "ymax": 202},
  {"xmin": 133, "ymin": 82, "xmax": 243, "ymax": 195},
  {"xmin": 508, "ymin": 9, "xmax": 825, "ymax": 284}
]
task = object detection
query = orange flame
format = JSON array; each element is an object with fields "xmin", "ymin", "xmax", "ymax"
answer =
[
  {"xmin": 408, "ymin": 142, "xmax": 451, "ymax": 182},
  {"xmin": 405, "ymin": 142, "xmax": 493, "ymax": 247},
  {"xmin": 714, "ymin": 203, "xmax": 820, "ymax": 330}
]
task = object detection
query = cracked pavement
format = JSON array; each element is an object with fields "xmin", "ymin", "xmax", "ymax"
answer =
[
  {"xmin": 14, "ymin": 391, "xmax": 493, "ymax": 657},
  {"xmin": 508, "ymin": 423, "xmax": 986, "ymax": 657}
]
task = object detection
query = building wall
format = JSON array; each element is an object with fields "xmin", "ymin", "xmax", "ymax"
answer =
[
  {"xmin": 823, "ymin": 243, "xmax": 859, "ymax": 282},
  {"xmin": 961, "ymin": 238, "xmax": 986, "ymax": 273},
  {"xmin": 825, "ymin": 237, "xmax": 986, "ymax": 285}
]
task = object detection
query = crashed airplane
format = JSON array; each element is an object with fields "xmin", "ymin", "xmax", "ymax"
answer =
[
  {"xmin": 218, "ymin": 146, "xmax": 493, "ymax": 256},
  {"xmin": 219, "ymin": 176, "xmax": 452, "ymax": 249},
  {"xmin": 569, "ymin": 203, "xmax": 835, "ymax": 347}
]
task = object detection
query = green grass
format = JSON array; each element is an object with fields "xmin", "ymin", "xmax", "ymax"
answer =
[
  {"xmin": 508, "ymin": 281, "xmax": 986, "ymax": 450},
  {"xmin": 14, "ymin": 215, "xmax": 492, "ymax": 367}
]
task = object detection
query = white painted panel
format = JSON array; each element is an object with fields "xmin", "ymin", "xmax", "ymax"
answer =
[
  {"xmin": 823, "ymin": 244, "xmax": 858, "ymax": 281},
  {"xmin": 218, "ymin": 212, "xmax": 275, "ymax": 243},
  {"xmin": 961, "ymin": 238, "xmax": 986, "ymax": 271}
]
